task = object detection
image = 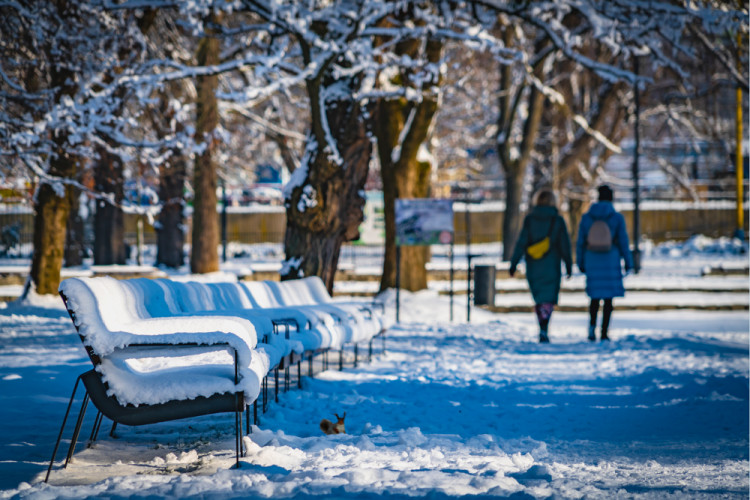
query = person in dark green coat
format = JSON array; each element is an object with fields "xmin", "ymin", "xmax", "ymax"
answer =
[{"xmin": 509, "ymin": 189, "xmax": 573, "ymax": 343}]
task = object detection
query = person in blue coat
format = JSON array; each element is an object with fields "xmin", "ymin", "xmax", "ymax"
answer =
[
  {"xmin": 576, "ymin": 185, "xmax": 634, "ymax": 341},
  {"xmin": 509, "ymin": 189, "xmax": 572, "ymax": 343}
]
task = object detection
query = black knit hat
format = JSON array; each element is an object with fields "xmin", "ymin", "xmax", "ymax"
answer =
[{"xmin": 597, "ymin": 184, "xmax": 613, "ymax": 201}]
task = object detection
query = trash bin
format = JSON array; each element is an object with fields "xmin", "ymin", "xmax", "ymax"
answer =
[{"xmin": 473, "ymin": 264, "xmax": 496, "ymax": 306}]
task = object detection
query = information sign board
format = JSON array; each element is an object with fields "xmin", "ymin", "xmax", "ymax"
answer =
[{"xmin": 395, "ymin": 198, "xmax": 454, "ymax": 246}]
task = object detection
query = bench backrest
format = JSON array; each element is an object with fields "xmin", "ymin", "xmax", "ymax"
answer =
[
  {"xmin": 117, "ymin": 279, "xmax": 257, "ymax": 317},
  {"xmin": 59, "ymin": 277, "xmax": 144, "ymax": 359},
  {"xmin": 204, "ymin": 282, "xmax": 254, "ymax": 310},
  {"xmin": 121, "ymin": 278, "xmax": 180, "ymax": 318},
  {"xmin": 58, "ymin": 276, "xmax": 265, "ymax": 357},
  {"xmin": 264, "ymin": 278, "xmax": 321, "ymax": 307},
  {"xmin": 240, "ymin": 281, "xmax": 283, "ymax": 309},
  {"xmin": 299, "ymin": 276, "xmax": 334, "ymax": 304}
]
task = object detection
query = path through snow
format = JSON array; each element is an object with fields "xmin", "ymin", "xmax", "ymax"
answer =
[{"xmin": 0, "ymin": 289, "xmax": 747, "ymax": 498}]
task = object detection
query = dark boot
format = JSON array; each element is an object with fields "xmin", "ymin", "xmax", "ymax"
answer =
[{"xmin": 588, "ymin": 325, "xmax": 596, "ymax": 342}]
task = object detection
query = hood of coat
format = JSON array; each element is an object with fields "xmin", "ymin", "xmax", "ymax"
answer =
[
  {"xmin": 531, "ymin": 205, "xmax": 559, "ymax": 217},
  {"xmin": 587, "ymin": 201, "xmax": 616, "ymax": 219}
]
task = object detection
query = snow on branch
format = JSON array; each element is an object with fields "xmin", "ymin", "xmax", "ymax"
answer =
[
  {"xmin": 470, "ymin": 0, "xmax": 739, "ymax": 86},
  {"xmin": 526, "ymin": 71, "xmax": 622, "ymax": 154},
  {"xmin": 220, "ymin": 103, "xmax": 306, "ymax": 141},
  {"xmin": 391, "ymin": 107, "xmax": 417, "ymax": 165},
  {"xmin": 319, "ymin": 84, "xmax": 343, "ymax": 167},
  {"xmin": 117, "ymin": 52, "xmax": 287, "ymax": 88},
  {"xmin": 0, "ymin": 65, "xmax": 51, "ymax": 99}
]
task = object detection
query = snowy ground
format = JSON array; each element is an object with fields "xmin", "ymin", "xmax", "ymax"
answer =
[{"xmin": 0, "ymin": 240, "xmax": 747, "ymax": 499}]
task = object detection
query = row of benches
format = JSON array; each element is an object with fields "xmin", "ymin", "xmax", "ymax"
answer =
[{"xmin": 46, "ymin": 276, "xmax": 389, "ymax": 481}]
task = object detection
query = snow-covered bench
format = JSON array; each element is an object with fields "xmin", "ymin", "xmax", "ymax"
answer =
[
  {"xmin": 47, "ymin": 275, "xmax": 387, "ymax": 481},
  {"xmin": 47, "ymin": 276, "xmax": 270, "ymax": 479},
  {"xmin": 261, "ymin": 277, "xmax": 388, "ymax": 367}
]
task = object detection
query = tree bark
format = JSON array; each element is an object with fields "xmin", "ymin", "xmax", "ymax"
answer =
[
  {"xmin": 156, "ymin": 153, "xmax": 187, "ymax": 268},
  {"xmin": 501, "ymin": 165, "xmax": 525, "ymax": 260},
  {"xmin": 30, "ymin": 156, "xmax": 76, "ymax": 295},
  {"xmin": 190, "ymin": 15, "xmax": 221, "ymax": 274},
  {"xmin": 566, "ymin": 197, "xmax": 585, "ymax": 249},
  {"xmin": 64, "ymin": 186, "xmax": 85, "ymax": 267},
  {"xmin": 93, "ymin": 146, "xmax": 127, "ymax": 265},
  {"xmin": 283, "ymin": 87, "xmax": 371, "ymax": 293}
]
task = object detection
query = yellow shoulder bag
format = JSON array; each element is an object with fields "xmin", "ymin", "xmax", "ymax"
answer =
[{"xmin": 526, "ymin": 217, "xmax": 556, "ymax": 260}]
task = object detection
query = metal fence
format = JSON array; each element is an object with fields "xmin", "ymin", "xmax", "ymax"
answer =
[
  {"xmin": 1, "ymin": 200, "xmax": 746, "ymax": 265},
  {"xmin": 0, "ymin": 206, "xmax": 34, "ymax": 258}
]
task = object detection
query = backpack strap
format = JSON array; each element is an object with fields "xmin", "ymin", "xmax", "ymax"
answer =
[
  {"xmin": 547, "ymin": 216, "xmax": 558, "ymax": 238},
  {"xmin": 527, "ymin": 215, "xmax": 557, "ymax": 247}
]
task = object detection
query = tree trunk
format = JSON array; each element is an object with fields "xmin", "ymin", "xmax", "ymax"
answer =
[
  {"xmin": 29, "ymin": 153, "xmax": 77, "ymax": 295},
  {"xmin": 27, "ymin": 2, "xmax": 78, "ymax": 296},
  {"xmin": 190, "ymin": 16, "xmax": 221, "ymax": 274},
  {"xmin": 283, "ymin": 92, "xmax": 371, "ymax": 293},
  {"xmin": 496, "ymin": 26, "xmax": 550, "ymax": 261},
  {"xmin": 501, "ymin": 165, "xmax": 525, "ymax": 260},
  {"xmin": 64, "ymin": 187, "xmax": 85, "ymax": 267},
  {"xmin": 93, "ymin": 147, "xmax": 127, "ymax": 265},
  {"xmin": 379, "ymin": 135, "xmax": 435, "ymax": 292},
  {"xmin": 377, "ymin": 36, "xmax": 442, "ymax": 292},
  {"xmin": 566, "ymin": 197, "xmax": 586, "ymax": 253},
  {"xmin": 156, "ymin": 153, "xmax": 187, "ymax": 268}
]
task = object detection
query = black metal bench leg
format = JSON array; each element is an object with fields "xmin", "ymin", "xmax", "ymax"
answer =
[
  {"xmin": 65, "ymin": 392, "xmax": 90, "ymax": 467},
  {"xmin": 354, "ymin": 344, "xmax": 359, "ymax": 368},
  {"xmin": 339, "ymin": 349, "xmax": 344, "ymax": 370},
  {"xmin": 262, "ymin": 376, "xmax": 268, "ymax": 413},
  {"xmin": 274, "ymin": 368, "xmax": 280, "ymax": 403},
  {"xmin": 236, "ymin": 413, "xmax": 241, "ymax": 467},
  {"xmin": 45, "ymin": 374, "xmax": 83, "ymax": 483},
  {"xmin": 88, "ymin": 411, "xmax": 103, "ymax": 447},
  {"xmin": 298, "ymin": 359, "xmax": 302, "ymax": 389},
  {"xmin": 109, "ymin": 422, "xmax": 118, "ymax": 438},
  {"xmin": 235, "ymin": 399, "xmax": 244, "ymax": 468}
]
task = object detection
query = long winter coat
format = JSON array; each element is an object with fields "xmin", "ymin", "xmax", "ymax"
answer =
[
  {"xmin": 576, "ymin": 201, "xmax": 634, "ymax": 299},
  {"xmin": 509, "ymin": 205, "xmax": 573, "ymax": 305}
]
